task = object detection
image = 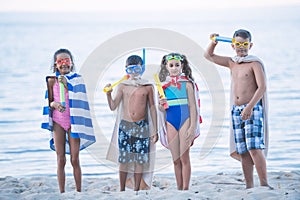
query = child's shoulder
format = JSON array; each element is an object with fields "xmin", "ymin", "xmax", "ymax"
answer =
[
  {"xmin": 47, "ymin": 76, "xmax": 56, "ymax": 84},
  {"xmin": 186, "ymin": 80, "xmax": 194, "ymax": 87},
  {"xmin": 251, "ymin": 60, "xmax": 263, "ymax": 68},
  {"xmin": 145, "ymin": 84, "xmax": 155, "ymax": 91}
]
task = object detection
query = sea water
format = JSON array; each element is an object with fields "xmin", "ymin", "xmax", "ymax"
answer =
[{"xmin": 0, "ymin": 9, "xmax": 299, "ymax": 178}]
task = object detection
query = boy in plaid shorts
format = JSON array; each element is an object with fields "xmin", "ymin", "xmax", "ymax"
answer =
[{"xmin": 205, "ymin": 29, "xmax": 272, "ymax": 189}]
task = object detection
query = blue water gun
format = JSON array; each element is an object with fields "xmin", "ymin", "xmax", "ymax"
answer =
[{"xmin": 211, "ymin": 36, "xmax": 235, "ymax": 43}]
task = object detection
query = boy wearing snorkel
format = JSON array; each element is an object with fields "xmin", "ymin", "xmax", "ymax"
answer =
[
  {"xmin": 204, "ymin": 29, "xmax": 272, "ymax": 189},
  {"xmin": 105, "ymin": 55, "xmax": 158, "ymax": 192}
]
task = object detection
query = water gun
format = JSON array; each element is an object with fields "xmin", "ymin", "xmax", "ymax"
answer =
[
  {"xmin": 103, "ymin": 75, "xmax": 130, "ymax": 93},
  {"xmin": 211, "ymin": 36, "xmax": 235, "ymax": 43},
  {"xmin": 154, "ymin": 74, "xmax": 168, "ymax": 109},
  {"xmin": 59, "ymin": 75, "xmax": 66, "ymax": 107}
]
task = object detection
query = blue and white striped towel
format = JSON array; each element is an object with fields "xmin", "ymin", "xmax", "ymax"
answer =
[{"xmin": 41, "ymin": 72, "xmax": 96, "ymax": 154}]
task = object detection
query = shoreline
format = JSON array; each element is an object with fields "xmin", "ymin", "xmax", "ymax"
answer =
[{"xmin": 1, "ymin": 171, "xmax": 299, "ymax": 200}]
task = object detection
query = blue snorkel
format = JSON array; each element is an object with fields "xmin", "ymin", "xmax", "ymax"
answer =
[
  {"xmin": 141, "ymin": 48, "xmax": 146, "ymax": 75},
  {"xmin": 125, "ymin": 48, "xmax": 146, "ymax": 75}
]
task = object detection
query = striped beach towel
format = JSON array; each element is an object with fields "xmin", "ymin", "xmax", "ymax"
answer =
[{"xmin": 41, "ymin": 72, "xmax": 96, "ymax": 154}]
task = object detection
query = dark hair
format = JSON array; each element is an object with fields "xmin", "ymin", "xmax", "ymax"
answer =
[
  {"xmin": 51, "ymin": 48, "xmax": 75, "ymax": 73},
  {"xmin": 125, "ymin": 55, "xmax": 143, "ymax": 67},
  {"xmin": 233, "ymin": 29, "xmax": 252, "ymax": 42},
  {"xmin": 159, "ymin": 53, "xmax": 194, "ymax": 82}
]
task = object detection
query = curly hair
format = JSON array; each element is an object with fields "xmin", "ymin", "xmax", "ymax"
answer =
[{"xmin": 158, "ymin": 53, "xmax": 194, "ymax": 82}]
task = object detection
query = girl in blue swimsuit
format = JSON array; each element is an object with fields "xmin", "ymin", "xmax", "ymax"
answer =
[{"xmin": 158, "ymin": 53, "xmax": 201, "ymax": 190}]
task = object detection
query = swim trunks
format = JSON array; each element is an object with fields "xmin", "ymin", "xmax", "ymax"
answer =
[
  {"xmin": 118, "ymin": 119, "xmax": 150, "ymax": 164},
  {"xmin": 164, "ymin": 81, "xmax": 190, "ymax": 131},
  {"xmin": 231, "ymin": 100, "xmax": 265, "ymax": 154}
]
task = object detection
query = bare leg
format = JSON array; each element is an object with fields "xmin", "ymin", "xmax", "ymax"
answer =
[
  {"xmin": 180, "ymin": 149, "xmax": 191, "ymax": 190},
  {"xmin": 68, "ymin": 132, "xmax": 81, "ymax": 192},
  {"xmin": 179, "ymin": 119, "xmax": 192, "ymax": 190},
  {"xmin": 134, "ymin": 164, "xmax": 143, "ymax": 191},
  {"xmin": 53, "ymin": 122, "xmax": 67, "ymax": 193},
  {"xmin": 173, "ymin": 159, "xmax": 183, "ymax": 190},
  {"xmin": 249, "ymin": 149, "xmax": 271, "ymax": 188},
  {"xmin": 240, "ymin": 151, "xmax": 254, "ymax": 189},
  {"xmin": 119, "ymin": 163, "xmax": 128, "ymax": 191},
  {"xmin": 167, "ymin": 123, "xmax": 183, "ymax": 190}
]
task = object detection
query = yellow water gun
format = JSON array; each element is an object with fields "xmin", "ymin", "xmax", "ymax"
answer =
[{"xmin": 103, "ymin": 75, "xmax": 130, "ymax": 93}]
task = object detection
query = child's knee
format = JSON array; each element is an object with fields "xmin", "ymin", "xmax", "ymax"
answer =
[
  {"xmin": 70, "ymin": 156, "xmax": 80, "ymax": 167},
  {"xmin": 173, "ymin": 158, "xmax": 181, "ymax": 166},
  {"xmin": 249, "ymin": 149, "xmax": 263, "ymax": 158},
  {"xmin": 57, "ymin": 156, "xmax": 66, "ymax": 166}
]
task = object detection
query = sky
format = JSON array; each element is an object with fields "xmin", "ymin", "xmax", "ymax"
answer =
[{"xmin": 1, "ymin": 0, "xmax": 299, "ymax": 12}]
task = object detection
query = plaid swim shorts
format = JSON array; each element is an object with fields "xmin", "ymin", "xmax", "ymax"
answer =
[
  {"xmin": 231, "ymin": 101, "xmax": 265, "ymax": 154},
  {"xmin": 118, "ymin": 119, "xmax": 150, "ymax": 164}
]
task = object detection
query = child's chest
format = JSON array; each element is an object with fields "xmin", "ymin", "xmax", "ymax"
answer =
[
  {"xmin": 231, "ymin": 63, "xmax": 254, "ymax": 80},
  {"xmin": 123, "ymin": 86, "xmax": 148, "ymax": 100}
]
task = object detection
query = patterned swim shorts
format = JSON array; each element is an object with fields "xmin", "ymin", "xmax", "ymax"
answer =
[
  {"xmin": 118, "ymin": 119, "xmax": 150, "ymax": 164},
  {"xmin": 231, "ymin": 101, "xmax": 265, "ymax": 154}
]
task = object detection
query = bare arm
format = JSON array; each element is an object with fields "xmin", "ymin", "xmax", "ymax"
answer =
[
  {"xmin": 106, "ymin": 84, "xmax": 123, "ymax": 111},
  {"xmin": 47, "ymin": 77, "xmax": 55, "ymax": 106},
  {"xmin": 247, "ymin": 62, "xmax": 266, "ymax": 108},
  {"xmin": 47, "ymin": 77, "xmax": 65, "ymax": 112},
  {"xmin": 184, "ymin": 81, "xmax": 198, "ymax": 145},
  {"xmin": 241, "ymin": 62, "xmax": 266, "ymax": 120},
  {"xmin": 186, "ymin": 82, "xmax": 197, "ymax": 130},
  {"xmin": 204, "ymin": 34, "xmax": 232, "ymax": 68},
  {"xmin": 148, "ymin": 86, "xmax": 158, "ymax": 142}
]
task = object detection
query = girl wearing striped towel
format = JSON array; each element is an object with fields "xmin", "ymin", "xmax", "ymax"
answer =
[{"xmin": 41, "ymin": 48, "xmax": 96, "ymax": 193}]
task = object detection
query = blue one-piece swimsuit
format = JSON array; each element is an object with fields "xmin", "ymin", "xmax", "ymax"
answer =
[{"xmin": 164, "ymin": 81, "xmax": 190, "ymax": 131}]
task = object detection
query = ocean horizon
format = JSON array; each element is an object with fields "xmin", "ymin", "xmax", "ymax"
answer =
[{"xmin": 0, "ymin": 7, "xmax": 299, "ymax": 178}]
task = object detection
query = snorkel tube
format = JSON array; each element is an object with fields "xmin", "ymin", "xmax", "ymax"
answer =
[
  {"xmin": 140, "ymin": 48, "xmax": 146, "ymax": 75},
  {"xmin": 103, "ymin": 48, "xmax": 146, "ymax": 93}
]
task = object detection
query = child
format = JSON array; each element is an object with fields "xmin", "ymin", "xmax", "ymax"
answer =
[
  {"xmin": 158, "ymin": 53, "xmax": 201, "ymax": 190},
  {"xmin": 204, "ymin": 29, "xmax": 271, "ymax": 189},
  {"xmin": 41, "ymin": 48, "xmax": 96, "ymax": 193},
  {"xmin": 105, "ymin": 55, "xmax": 158, "ymax": 192}
]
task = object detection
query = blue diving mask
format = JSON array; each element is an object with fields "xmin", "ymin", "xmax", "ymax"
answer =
[{"xmin": 125, "ymin": 65, "xmax": 145, "ymax": 75}]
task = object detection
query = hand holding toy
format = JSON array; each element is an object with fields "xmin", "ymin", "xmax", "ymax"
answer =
[
  {"xmin": 154, "ymin": 74, "xmax": 168, "ymax": 109},
  {"xmin": 58, "ymin": 75, "xmax": 66, "ymax": 108},
  {"xmin": 211, "ymin": 35, "xmax": 234, "ymax": 43},
  {"xmin": 103, "ymin": 75, "xmax": 130, "ymax": 93}
]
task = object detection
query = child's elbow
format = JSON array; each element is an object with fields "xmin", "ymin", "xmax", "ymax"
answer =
[
  {"xmin": 109, "ymin": 104, "xmax": 116, "ymax": 111},
  {"xmin": 262, "ymin": 85, "xmax": 267, "ymax": 93},
  {"xmin": 203, "ymin": 52, "xmax": 209, "ymax": 59},
  {"xmin": 258, "ymin": 84, "xmax": 266, "ymax": 93},
  {"xmin": 110, "ymin": 107, "xmax": 116, "ymax": 111},
  {"xmin": 204, "ymin": 52, "xmax": 213, "ymax": 61}
]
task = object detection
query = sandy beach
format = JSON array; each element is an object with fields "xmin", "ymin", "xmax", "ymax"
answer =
[
  {"xmin": 1, "ymin": 171, "xmax": 299, "ymax": 200},
  {"xmin": 1, "ymin": 3, "xmax": 300, "ymax": 200}
]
